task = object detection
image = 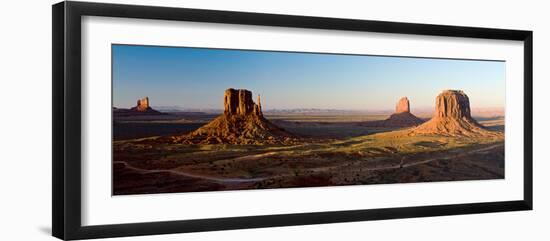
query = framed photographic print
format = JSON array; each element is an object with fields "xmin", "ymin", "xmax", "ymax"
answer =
[{"xmin": 52, "ymin": 1, "xmax": 533, "ymax": 240}]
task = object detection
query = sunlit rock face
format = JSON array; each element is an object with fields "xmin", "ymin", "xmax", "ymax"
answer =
[
  {"xmin": 171, "ymin": 88, "xmax": 295, "ymax": 145},
  {"xmin": 395, "ymin": 97, "xmax": 410, "ymax": 114},
  {"xmin": 223, "ymin": 88, "xmax": 262, "ymax": 117},
  {"xmin": 411, "ymin": 90, "xmax": 495, "ymax": 137},
  {"xmin": 132, "ymin": 97, "xmax": 151, "ymax": 111}
]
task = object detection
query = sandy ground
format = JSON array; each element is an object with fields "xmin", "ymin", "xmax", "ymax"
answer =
[{"xmin": 113, "ymin": 113, "xmax": 504, "ymax": 195}]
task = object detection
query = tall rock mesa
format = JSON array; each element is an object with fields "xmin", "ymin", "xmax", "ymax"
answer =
[
  {"xmin": 135, "ymin": 97, "xmax": 150, "ymax": 111},
  {"xmin": 172, "ymin": 88, "xmax": 293, "ymax": 145},
  {"xmin": 395, "ymin": 97, "xmax": 411, "ymax": 113},
  {"xmin": 434, "ymin": 90, "xmax": 471, "ymax": 119},
  {"xmin": 129, "ymin": 96, "xmax": 160, "ymax": 114},
  {"xmin": 411, "ymin": 90, "xmax": 496, "ymax": 137},
  {"xmin": 224, "ymin": 88, "xmax": 262, "ymax": 116}
]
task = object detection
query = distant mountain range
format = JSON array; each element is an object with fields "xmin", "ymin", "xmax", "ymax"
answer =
[
  {"xmin": 150, "ymin": 106, "xmax": 504, "ymax": 117},
  {"xmin": 152, "ymin": 107, "xmax": 389, "ymax": 115}
]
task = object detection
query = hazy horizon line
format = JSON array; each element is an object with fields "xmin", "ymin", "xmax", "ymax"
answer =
[{"xmin": 114, "ymin": 105, "xmax": 505, "ymax": 112}]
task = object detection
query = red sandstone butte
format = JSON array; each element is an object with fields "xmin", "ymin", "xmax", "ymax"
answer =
[
  {"xmin": 172, "ymin": 88, "xmax": 294, "ymax": 145},
  {"xmin": 411, "ymin": 90, "xmax": 496, "ymax": 137}
]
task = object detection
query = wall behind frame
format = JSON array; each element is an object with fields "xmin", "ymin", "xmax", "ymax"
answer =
[{"xmin": 0, "ymin": 0, "xmax": 547, "ymax": 241}]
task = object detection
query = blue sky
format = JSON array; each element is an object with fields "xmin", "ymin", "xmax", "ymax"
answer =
[{"xmin": 112, "ymin": 44, "xmax": 505, "ymax": 110}]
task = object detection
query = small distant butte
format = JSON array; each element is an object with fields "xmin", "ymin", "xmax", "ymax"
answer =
[
  {"xmin": 363, "ymin": 96, "xmax": 424, "ymax": 128},
  {"xmin": 113, "ymin": 96, "xmax": 163, "ymax": 116}
]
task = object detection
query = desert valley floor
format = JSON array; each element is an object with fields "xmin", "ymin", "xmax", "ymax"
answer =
[{"xmin": 113, "ymin": 111, "xmax": 504, "ymax": 195}]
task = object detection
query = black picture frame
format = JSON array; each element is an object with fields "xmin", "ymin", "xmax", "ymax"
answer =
[{"xmin": 52, "ymin": 1, "xmax": 533, "ymax": 240}]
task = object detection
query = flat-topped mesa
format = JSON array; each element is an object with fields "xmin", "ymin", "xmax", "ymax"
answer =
[
  {"xmin": 434, "ymin": 90, "xmax": 471, "ymax": 119},
  {"xmin": 171, "ymin": 88, "xmax": 293, "ymax": 145},
  {"xmin": 124, "ymin": 96, "xmax": 162, "ymax": 115},
  {"xmin": 411, "ymin": 90, "xmax": 496, "ymax": 137},
  {"xmin": 136, "ymin": 97, "xmax": 150, "ymax": 111},
  {"xmin": 224, "ymin": 88, "xmax": 263, "ymax": 116},
  {"xmin": 395, "ymin": 97, "xmax": 411, "ymax": 113},
  {"xmin": 129, "ymin": 96, "xmax": 157, "ymax": 112}
]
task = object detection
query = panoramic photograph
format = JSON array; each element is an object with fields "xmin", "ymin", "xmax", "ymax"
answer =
[{"xmin": 112, "ymin": 44, "xmax": 505, "ymax": 195}]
